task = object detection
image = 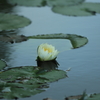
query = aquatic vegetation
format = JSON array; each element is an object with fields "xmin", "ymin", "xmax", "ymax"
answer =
[{"xmin": 37, "ymin": 43, "xmax": 59, "ymax": 61}]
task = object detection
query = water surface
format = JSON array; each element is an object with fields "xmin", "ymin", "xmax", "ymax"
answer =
[{"xmin": 0, "ymin": 0, "xmax": 100, "ymax": 100}]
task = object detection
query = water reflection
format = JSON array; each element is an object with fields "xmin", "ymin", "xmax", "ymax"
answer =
[
  {"xmin": 36, "ymin": 60, "xmax": 59, "ymax": 74},
  {"xmin": 0, "ymin": 0, "xmax": 14, "ymax": 13},
  {"xmin": 0, "ymin": 0, "xmax": 20, "ymax": 62},
  {"xmin": 0, "ymin": 30, "xmax": 19, "ymax": 64},
  {"xmin": 0, "ymin": 42, "xmax": 11, "ymax": 61}
]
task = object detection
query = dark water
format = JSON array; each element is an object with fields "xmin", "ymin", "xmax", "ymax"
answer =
[{"xmin": 0, "ymin": 0, "xmax": 100, "ymax": 100}]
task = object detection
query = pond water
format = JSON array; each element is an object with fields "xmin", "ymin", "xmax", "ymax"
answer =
[{"xmin": 0, "ymin": 0, "xmax": 100, "ymax": 100}]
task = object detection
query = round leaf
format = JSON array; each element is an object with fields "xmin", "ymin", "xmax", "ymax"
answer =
[
  {"xmin": 8, "ymin": 0, "xmax": 85, "ymax": 7},
  {"xmin": 47, "ymin": 0, "xmax": 85, "ymax": 6},
  {"xmin": 0, "ymin": 13, "xmax": 31, "ymax": 31},
  {"xmin": 8, "ymin": 0, "xmax": 45, "ymax": 7},
  {"xmin": 39, "ymin": 70, "xmax": 67, "ymax": 82},
  {"xmin": 52, "ymin": 3, "xmax": 100, "ymax": 16},
  {"xmin": 87, "ymin": 93, "xmax": 100, "ymax": 100},
  {"xmin": 0, "ymin": 65, "xmax": 67, "ymax": 99}
]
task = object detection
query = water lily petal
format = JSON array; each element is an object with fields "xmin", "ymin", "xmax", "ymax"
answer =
[{"xmin": 37, "ymin": 43, "xmax": 59, "ymax": 61}]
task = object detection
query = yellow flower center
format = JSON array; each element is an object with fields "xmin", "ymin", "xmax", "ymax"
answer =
[{"xmin": 43, "ymin": 48, "xmax": 52, "ymax": 53}]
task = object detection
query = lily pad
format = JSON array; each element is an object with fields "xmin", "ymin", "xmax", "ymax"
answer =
[
  {"xmin": 0, "ymin": 33, "xmax": 88, "ymax": 48},
  {"xmin": 28, "ymin": 33, "xmax": 88, "ymax": 48},
  {"xmin": 0, "ymin": 82, "xmax": 44, "ymax": 99},
  {"xmin": 87, "ymin": 93, "xmax": 100, "ymax": 100},
  {"xmin": 39, "ymin": 70, "xmax": 67, "ymax": 82},
  {"xmin": 47, "ymin": 0, "xmax": 85, "ymax": 6},
  {"xmin": 8, "ymin": 0, "xmax": 46, "ymax": 7},
  {"xmin": 52, "ymin": 3, "xmax": 100, "ymax": 16},
  {"xmin": 0, "ymin": 13, "xmax": 31, "ymax": 31},
  {"xmin": 0, "ymin": 63, "xmax": 67, "ymax": 99},
  {"xmin": 8, "ymin": 0, "xmax": 85, "ymax": 7}
]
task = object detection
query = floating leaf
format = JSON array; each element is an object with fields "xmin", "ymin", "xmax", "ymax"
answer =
[
  {"xmin": 8, "ymin": 0, "xmax": 85, "ymax": 7},
  {"xmin": 28, "ymin": 33, "xmax": 88, "ymax": 48},
  {"xmin": 0, "ymin": 35, "xmax": 27, "ymax": 43},
  {"xmin": 68, "ymin": 34, "xmax": 88, "ymax": 48},
  {"xmin": 65, "ymin": 91, "xmax": 86, "ymax": 100},
  {"xmin": 8, "ymin": 0, "xmax": 46, "ymax": 7},
  {"xmin": 39, "ymin": 70, "xmax": 67, "ymax": 82},
  {"xmin": 0, "ymin": 82, "xmax": 44, "ymax": 99},
  {"xmin": 0, "ymin": 59, "xmax": 7, "ymax": 71},
  {"xmin": 86, "ymin": 93, "xmax": 100, "ymax": 100},
  {"xmin": 47, "ymin": 0, "xmax": 85, "ymax": 6},
  {"xmin": 0, "ymin": 64, "xmax": 67, "ymax": 99},
  {"xmin": 0, "ymin": 13, "xmax": 31, "ymax": 31},
  {"xmin": 0, "ymin": 33, "xmax": 88, "ymax": 48},
  {"xmin": 52, "ymin": 3, "xmax": 100, "ymax": 16}
]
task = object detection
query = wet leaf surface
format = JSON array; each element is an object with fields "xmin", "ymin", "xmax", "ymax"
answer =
[
  {"xmin": 0, "ymin": 13, "xmax": 31, "ymax": 31},
  {"xmin": 0, "ymin": 33, "xmax": 88, "ymax": 48},
  {"xmin": 52, "ymin": 3, "xmax": 100, "ymax": 16},
  {"xmin": 28, "ymin": 33, "xmax": 88, "ymax": 48},
  {"xmin": 8, "ymin": 0, "xmax": 46, "ymax": 7},
  {"xmin": 87, "ymin": 93, "xmax": 100, "ymax": 100},
  {"xmin": 7, "ymin": 0, "xmax": 100, "ymax": 16},
  {"xmin": 46, "ymin": 0, "xmax": 85, "ymax": 6},
  {"xmin": 8, "ymin": 0, "xmax": 85, "ymax": 7},
  {"xmin": 0, "ymin": 61, "xmax": 67, "ymax": 99}
]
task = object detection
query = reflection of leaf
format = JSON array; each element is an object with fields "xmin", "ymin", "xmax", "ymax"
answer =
[
  {"xmin": 37, "ymin": 60, "xmax": 59, "ymax": 74},
  {"xmin": 0, "ymin": 66, "xmax": 67, "ymax": 99},
  {"xmin": 28, "ymin": 33, "xmax": 88, "ymax": 48},
  {"xmin": 0, "ymin": 13, "xmax": 31, "ymax": 31},
  {"xmin": 0, "ymin": 35, "xmax": 27, "ymax": 43},
  {"xmin": 52, "ymin": 3, "xmax": 100, "ymax": 16},
  {"xmin": 8, "ymin": 0, "xmax": 85, "ymax": 7},
  {"xmin": 0, "ymin": 0, "xmax": 14, "ymax": 13},
  {"xmin": 0, "ymin": 59, "xmax": 7, "ymax": 71}
]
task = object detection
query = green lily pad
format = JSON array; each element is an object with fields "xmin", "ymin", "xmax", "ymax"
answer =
[
  {"xmin": 87, "ymin": 93, "xmax": 100, "ymax": 100},
  {"xmin": 0, "ymin": 59, "xmax": 7, "ymax": 71},
  {"xmin": 0, "ymin": 82, "xmax": 44, "ymax": 99},
  {"xmin": 8, "ymin": 0, "xmax": 46, "ymax": 7},
  {"xmin": 0, "ymin": 64, "xmax": 67, "ymax": 99},
  {"xmin": 8, "ymin": 0, "xmax": 85, "ymax": 7},
  {"xmin": 68, "ymin": 34, "xmax": 88, "ymax": 48},
  {"xmin": 52, "ymin": 3, "xmax": 100, "ymax": 16},
  {"xmin": 0, "ymin": 33, "xmax": 88, "ymax": 48},
  {"xmin": 39, "ymin": 70, "xmax": 67, "ymax": 82},
  {"xmin": 28, "ymin": 33, "xmax": 88, "ymax": 48},
  {"xmin": 47, "ymin": 0, "xmax": 85, "ymax": 6},
  {"xmin": 0, "ymin": 13, "xmax": 31, "ymax": 31}
]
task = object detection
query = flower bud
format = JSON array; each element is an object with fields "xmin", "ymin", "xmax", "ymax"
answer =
[{"xmin": 37, "ymin": 43, "xmax": 59, "ymax": 61}]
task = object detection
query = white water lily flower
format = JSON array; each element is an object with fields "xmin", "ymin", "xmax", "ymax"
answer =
[{"xmin": 37, "ymin": 43, "xmax": 59, "ymax": 61}]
